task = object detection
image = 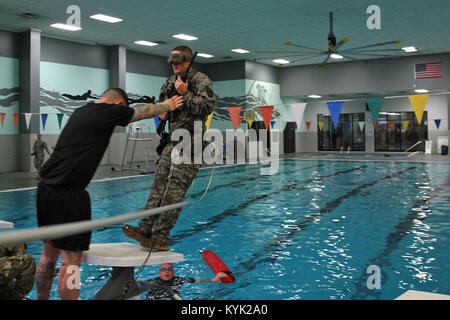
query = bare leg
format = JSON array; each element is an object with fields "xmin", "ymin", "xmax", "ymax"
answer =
[
  {"xmin": 58, "ymin": 250, "xmax": 83, "ymax": 300},
  {"xmin": 35, "ymin": 241, "xmax": 60, "ymax": 300}
]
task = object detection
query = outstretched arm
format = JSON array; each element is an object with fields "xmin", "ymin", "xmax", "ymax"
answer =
[
  {"xmin": 195, "ymin": 272, "xmax": 228, "ymax": 283},
  {"xmin": 130, "ymin": 96, "xmax": 184, "ymax": 123}
]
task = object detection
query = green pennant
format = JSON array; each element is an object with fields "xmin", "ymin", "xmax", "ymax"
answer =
[
  {"xmin": 366, "ymin": 97, "xmax": 384, "ymax": 123},
  {"xmin": 57, "ymin": 113, "xmax": 64, "ymax": 130}
]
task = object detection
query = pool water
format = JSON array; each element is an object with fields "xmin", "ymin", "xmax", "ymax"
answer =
[{"xmin": 1, "ymin": 159, "xmax": 449, "ymax": 300}]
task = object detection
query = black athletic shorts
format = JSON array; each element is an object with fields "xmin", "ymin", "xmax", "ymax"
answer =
[{"xmin": 37, "ymin": 182, "xmax": 91, "ymax": 251}]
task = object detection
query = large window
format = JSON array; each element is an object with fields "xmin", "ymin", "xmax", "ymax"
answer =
[
  {"xmin": 318, "ymin": 113, "xmax": 365, "ymax": 151},
  {"xmin": 374, "ymin": 111, "xmax": 427, "ymax": 152}
]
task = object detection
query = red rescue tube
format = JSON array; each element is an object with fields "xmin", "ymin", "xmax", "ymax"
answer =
[{"xmin": 202, "ymin": 250, "xmax": 235, "ymax": 283}]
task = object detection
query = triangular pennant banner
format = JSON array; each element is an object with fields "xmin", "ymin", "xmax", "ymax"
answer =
[
  {"xmin": 247, "ymin": 119, "xmax": 253, "ymax": 128},
  {"xmin": 57, "ymin": 114, "xmax": 64, "ymax": 130},
  {"xmin": 154, "ymin": 116, "xmax": 160, "ymax": 128},
  {"xmin": 205, "ymin": 112, "xmax": 214, "ymax": 130},
  {"xmin": 358, "ymin": 121, "xmax": 365, "ymax": 131},
  {"xmin": 270, "ymin": 121, "xmax": 275, "ymax": 128},
  {"xmin": 0, "ymin": 113, "xmax": 5, "ymax": 128},
  {"xmin": 373, "ymin": 122, "xmax": 379, "ymax": 130},
  {"xmin": 408, "ymin": 94, "xmax": 428, "ymax": 125},
  {"xmin": 366, "ymin": 97, "xmax": 384, "ymax": 123},
  {"xmin": 327, "ymin": 101, "xmax": 344, "ymax": 129},
  {"xmin": 344, "ymin": 121, "xmax": 351, "ymax": 131},
  {"xmin": 305, "ymin": 121, "xmax": 311, "ymax": 131},
  {"xmin": 13, "ymin": 113, "xmax": 19, "ymax": 128},
  {"xmin": 402, "ymin": 120, "xmax": 410, "ymax": 131},
  {"xmin": 228, "ymin": 106, "xmax": 242, "ymax": 130},
  {"xmin": 24, "ymin": 113, "xmax": 32, "ymax": 130},
  {"xmin": 291, "ymin": 103, "xmax": 307, "ymax": 130},
  {"xmin": 259, "ymin": 105, "xmax": 274, "ymax": 131},
  {"xmin": 387, "ymin": 120, "xmax": 394, "ymax": 131},
  {"xmin": 318, "ymin": 121, "xmax": 324, "ymax": 131},
  {"xmin": 41, "ymin": 114, "xmax": 48, "ymax": 130},
  {"xmin": 434, "ymin": 119, "xmax": 441, "ymax": 130}
]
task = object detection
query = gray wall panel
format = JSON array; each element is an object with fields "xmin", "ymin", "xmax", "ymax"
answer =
[{"xmin": 41, "ymin": 36, "xmax": 109, "ymax": 69}]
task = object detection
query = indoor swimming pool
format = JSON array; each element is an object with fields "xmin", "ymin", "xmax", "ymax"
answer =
[{"xmin": 1, "ymin": 159, "xmax": 449, "ymax": 300}]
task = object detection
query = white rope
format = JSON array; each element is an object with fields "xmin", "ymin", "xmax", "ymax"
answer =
[{"xmin": 0, "ymin": 201, "xmax": 190, "ymax": 246}]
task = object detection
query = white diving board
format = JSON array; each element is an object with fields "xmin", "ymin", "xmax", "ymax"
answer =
[
  {"xmin": 0, "ymin": 220, "xmax": 14, "ymax": 228},
  {"xmin": 82, "ymin": 242, "xmax": 184, "ymax": 267},
  {"xmin": 82, "ymin": 242, "xmax": 184, "ymax": 300},
  {"xmin": 396, "ymin": 290, "xmax": 450, "ymax": 300}
]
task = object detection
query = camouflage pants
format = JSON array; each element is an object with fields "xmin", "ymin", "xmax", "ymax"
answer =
[
  {"xmin": 139, "ymin": 144, "xmax": 200, "ymax": 245},
  {"xmin": 33, "ymin": 156, "xmax": 44, "ymax": 172},
  {"xmin": 0, "ymin": 254, "xmax": 36, "ymax": 299}
]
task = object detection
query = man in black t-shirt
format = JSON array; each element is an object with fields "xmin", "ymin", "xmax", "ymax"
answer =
[
  {"xmin": 34, "ymin": 88, "xmax": 184, "ymax": 300},
  {"xmin": 145, "ymin": 263, "xmax": 227, "ymax": 300}
]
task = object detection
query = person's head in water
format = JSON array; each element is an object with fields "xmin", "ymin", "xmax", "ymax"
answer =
[
  {"xmin": 97, "ymin": 88, "xmax": 129, "ymax": 107},
  {"xmin": 159, "ymin": 263, "xmax": 175, "ymax": 281}
]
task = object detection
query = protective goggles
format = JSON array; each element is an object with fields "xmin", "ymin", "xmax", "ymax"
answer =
[
  {"xmin": 160, "ymin": 267, "xmax": 174, "ymax": 272},
  {"xmin": 167, "ymin": 53, "xmax": 191, "ymax": 65}
]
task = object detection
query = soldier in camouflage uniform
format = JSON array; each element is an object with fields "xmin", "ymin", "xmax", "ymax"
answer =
[
  {"xmin": 31, "ymin": 133, "xmax": 51, "ymax": 177},
  {"xmin": 123, "ymin": 46, "xmax": 216, "ymax": 250},
  {"xmin": 0, "ymin": 243, "xmax": 35, "ymax": 299}
]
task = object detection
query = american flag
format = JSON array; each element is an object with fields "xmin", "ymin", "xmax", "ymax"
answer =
[{"xmin": 414, "ymin": 62, "xmax": 443, "ymax": 79}]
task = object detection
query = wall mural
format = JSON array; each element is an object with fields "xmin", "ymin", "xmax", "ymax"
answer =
[{"xmin": 1, "ymin": 59, "xmax": 290, "ymax": 134}]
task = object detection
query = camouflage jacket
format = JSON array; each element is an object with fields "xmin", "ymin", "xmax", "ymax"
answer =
[{"xmin": 159, "ymin": 68, "xmax": 216, "ymax": 137}]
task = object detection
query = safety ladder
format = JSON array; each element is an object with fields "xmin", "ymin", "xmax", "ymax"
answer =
[{"xmin": 119, "ymin": 123, "xmax": 157, "ymax": 174}]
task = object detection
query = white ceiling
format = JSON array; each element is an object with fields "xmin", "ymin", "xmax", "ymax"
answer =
[{"xmin": 0, "ymin": 0, "xmax": 449, "ymax": 67}]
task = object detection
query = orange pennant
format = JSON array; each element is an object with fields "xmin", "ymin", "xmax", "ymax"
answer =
[
  {"xmin": 259, "ymin": 105, "xmax": 274, "ymax": 131},
  {"xmin": 13, "ymin": 113, "xmax": 19, "ymax": 128},
  {"xmin": 228, "ymin": 106, "xmax": 242, "ymax": 130},
  {"xmin": 0, "ymin": 113, "xmax": 5, "ymax": 128},
  {"xmin": 387, "ymin": 120, "xmax": 394, "ymax": 131},
  {"xmin": 305, "ymin": 121, "xmax": 311, "ymax": 131}
]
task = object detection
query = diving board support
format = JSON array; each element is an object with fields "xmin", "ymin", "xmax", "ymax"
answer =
[{"xmin": 82, "ymin": 242, "xmax": 184, "ymax": 300}]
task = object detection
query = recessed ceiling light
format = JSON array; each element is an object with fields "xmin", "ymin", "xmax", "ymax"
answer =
[
  {"xmin": 402, "ymin": 46, "xmax": 418, "ymax": 52},
  {"xmin": 50, "ymin": 23, "xmax": 81, "ymax": 31},
  {"xmin": 308, "ymin": 95, "xmax": 322, "ymax": 98},
  {"xmin": 330, "ymin": 53, "xmax": 343, "ymax": 59},
  {"xmin": 197, "ymin": 53, "xmax": 214, "ymax": 58},
  {"xmin": 231, "ymin": 48, "xmax": 250, "ymax": 54},
  {"xmin": 273, "ymin": 59, "xmax": 290, "ymax": 64},
  {"xmin": 90, "ymin": 14, "xmax": 122, "ymax": 23},
  {"xmin": 134, "ymin": 40, "xmax": 159, "ymax": 47},
  {"xmin": 172, "ymin": 34, "xmax": 198, "ymax": 41},
  {"xmin": 414, "ymin": 89, "xmax": 429, "ymax": 93}
]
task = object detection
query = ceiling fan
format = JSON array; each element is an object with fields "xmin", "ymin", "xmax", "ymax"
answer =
[{"xmin": 252, "ymin": 12, "xmax": 402, "ymax": 66}]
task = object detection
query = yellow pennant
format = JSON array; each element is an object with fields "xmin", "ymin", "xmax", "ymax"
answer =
[
  {"xmin": 402, "ymin": 120, "xmax": 410, "ymax": 131},
  {"xmin": 247, "ymin": 119, "xmax": 253, "ymax": 128},
  {"xmin": 318, "ymin": 121, "xmax": 324, "ymax": 131},
  {"xmin": 205, "ymin": 112, "xmax": 214, "ymax": 130},
  {"xmin": 408, "ymin": 94, "xmax": 428, "ymax": 125}
]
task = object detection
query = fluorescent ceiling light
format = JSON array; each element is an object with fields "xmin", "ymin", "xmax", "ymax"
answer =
[
  {"xmin": 134, "ymin": 40, "xmax": 159, "ymax": 46},
  {"xmin": 330, "ymin": 53, "xmax": 343, "ymax": 59},
  {"xmin": 172, "ymin": 34, "xmax": 198, "ymax": 41},
  {"xmin": 90, "ymin": 14, "xmax": 122, "ymax": 23},
  {"xmin": 414, "ymin": 89, "xmax": 429, "ymax": 93},
  {"xmin": 231, "ymin": 48, "xmax": 250, "ymax": 54},
  {"xmin": 50, "ymin": 23, "xmax": 81, "ymax": 31},
  {"xmin": 273, "ymin": 59, "xmax": 290, "ymax": 64},
  {"xmin": 308, "ymin": 95, "xmax": 322, "ymax": 98},
  {"xmin": 197, "ymin": 53, "xmax": 214, "ymax": 58},
  {"xmin": 402, "ymin": 46, "xmax": 418, "ymax": 52}
]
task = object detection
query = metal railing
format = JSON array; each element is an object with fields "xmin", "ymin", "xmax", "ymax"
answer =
[
  {"xmin": 404, "ymin": 140, "xmax": 423, "ymax": 153},
  {"xmin": 0, "ymin": 201, "xmax": 190, "ymax": 246}
]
